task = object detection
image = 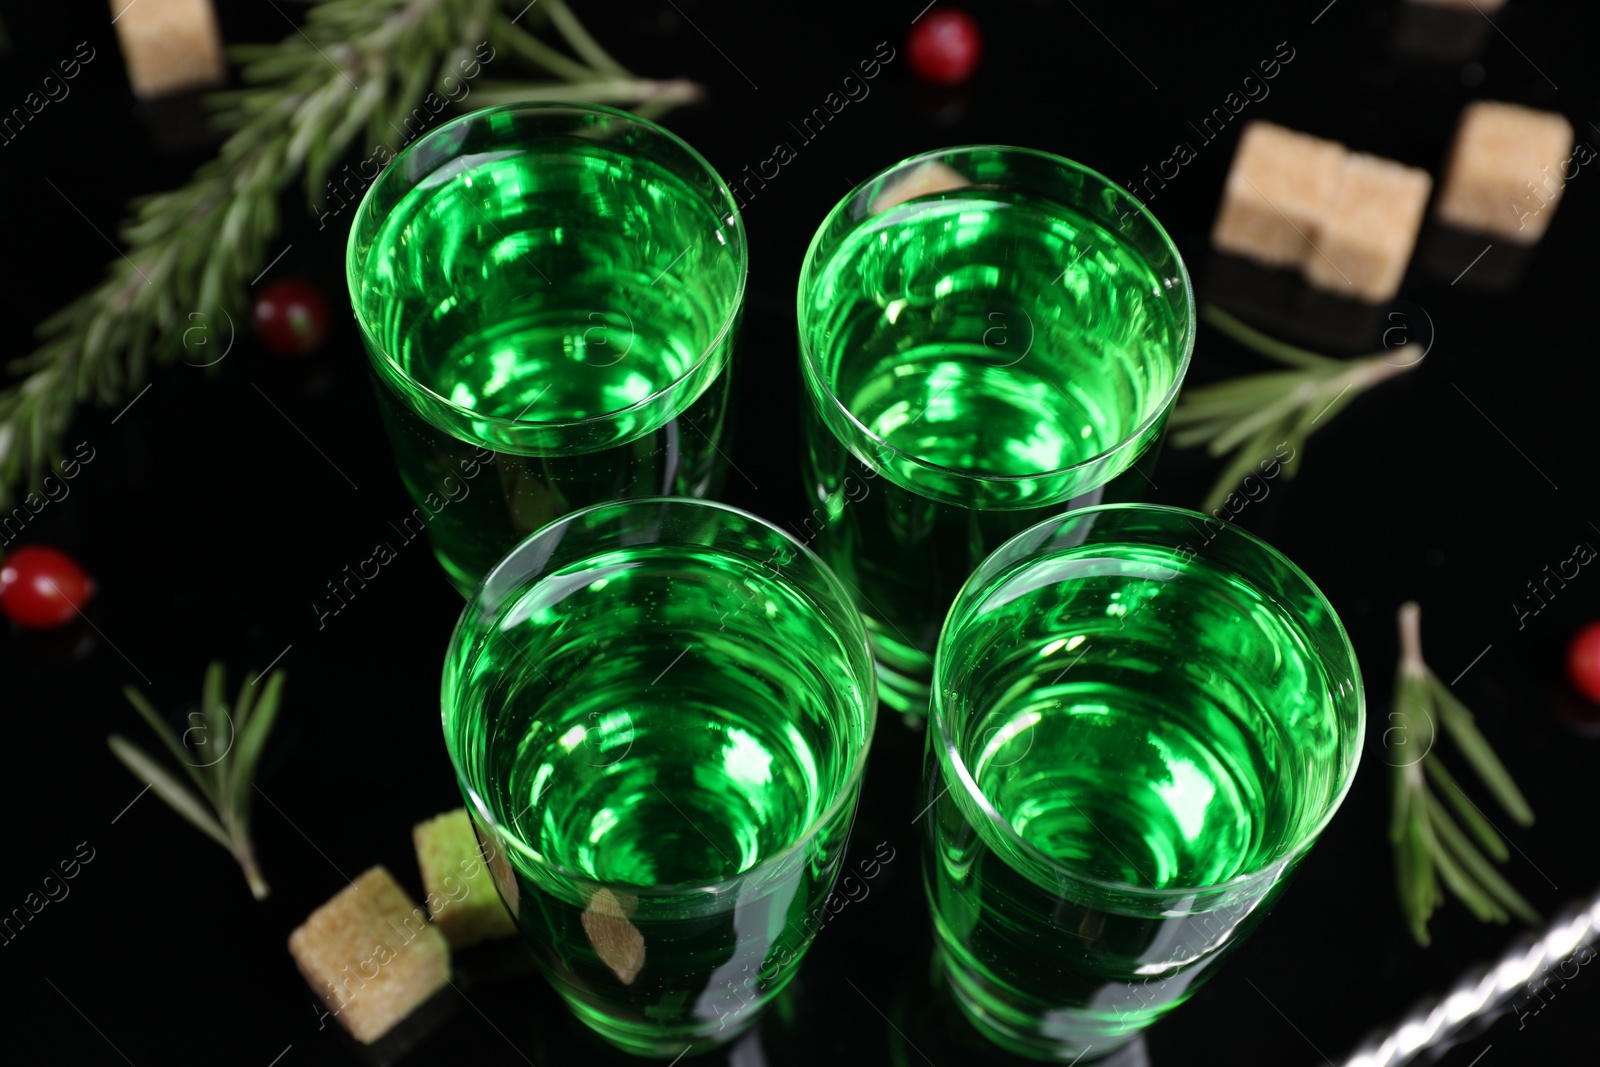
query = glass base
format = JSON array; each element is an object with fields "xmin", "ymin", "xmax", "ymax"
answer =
[
  {"xmin": 370, "ymin": 362, "xmax": 732, "ymax": 599},
  {"xmin": 938, "ymin": 944, "xmax": 1145, "ymax": 1063},
  {"xmin": 565, "ymin": 997, "xmax": 763, "ymax": 1059}
]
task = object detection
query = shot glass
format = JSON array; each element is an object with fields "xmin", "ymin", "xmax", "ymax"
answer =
[
  {"xmin": 797, "ymin": 146, "xmax": 1194, "ymax": 714},
  {"xmin": 923, "ymin": 503, "xmax": 1364, "ymax": 1060},
  {"xmin": 349, "ymin": 103, "xmax": 746, "ymax": 595},
  {"xmin": 442, "ymin": 498, "xmax": 877, "ymax": 1057}
]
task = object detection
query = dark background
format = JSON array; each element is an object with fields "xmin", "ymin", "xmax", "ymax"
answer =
[{"xmin": 1, "ymin": 1, "xmax": 1596, "ymax": 1065}]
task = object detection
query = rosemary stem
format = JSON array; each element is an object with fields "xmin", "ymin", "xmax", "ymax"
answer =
[
  {"xmin": 471, "ymin": 76, "xmax": 704, "ymax": 107},
  {"xmin": 1398, "ymin": 601, "xmax": 1426, "ymax": 680},
  {"xmin": 1356, "ymin": 346, "xmax": 1426, "ymax": 387},
  {"xmin": 235, "ymin": 843, "xmax": 271, "ymax": 901}
]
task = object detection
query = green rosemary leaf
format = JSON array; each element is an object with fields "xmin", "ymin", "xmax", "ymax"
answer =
[
  {"xmin": 123, "ymin": 685, "xmax": 216, "ymax": 805},
  {"xmin": 1207, "ymin": 390, "xmax": 1306, "ymax": 457},
  {"xmin": 32, "ymin": 301, "xmax": 86, "ymax": 339},
  {"xmin": 1404, "ymin": 815, "xmax": 1435, "ymax": 944},
  {"xmin": 310, "ymin": 77, "xmax": 385, "ymax": 208},
  {"xmin": 1421, "ymin": 810, "xmax": 1443, "ymax": 910},
  {"xmin": 1169, "ymin": 371, "xmax": 1305, "ymax": 418},
  {"xmin": 469, "ymin": 78, "xmax": 673, "ymax": 106},
  {"xmin": 1199, "ymin": 305, "xmax": 1340, "ymax": 370},
  {"xmin": 286, "ymin": 80, "xmax": 340, "ymax": 170},
  {"xmin": 1389, "ymin": 762, "xmax": 1413, "ymax": 844},
  {"xmin": 1427, "ymin": 818, "xmax": 1506, "ymax": 925},
  {"xmin": 494, "ymin": 10, "xmax": 595, "ymax": 82},
  {"xmin": 200, "ymin": 660, "xmax": 230, "ymax": 792},
  {"xmin": 1170, "ymin": 419, "xmax": 1240, "ymax": 451},
  {"xmin": 232, "ymin": 671, "xmax": 261, "ymax": 737},
  {"xmin": 1167, "ymin": 390, "xmax": 1289, "ymax": 426},
  {"xmin": 1423, "ymin": 756, "xmax": 1510, "ymax": 862},
  {"xmin": 1200, "ymin": 424, "xmax": 1284, "ymax": 514},
  {"xmin": 1164, "ymin": 393, "xmax": 1254, "ymax": 422},
  {"xmin": 107, "ymin": 735, "xmax": 231, "ymax": 848},
  {"xmin": 1424, "ymin": 791, "xmax": 1539, "ymax": 925},
  {"xmin": 1280, "ymin": 386, "xmax": 1329, "ymax": 445},
  {"xmin": 1429, "ymin": 674, "xmax": 1535, "ymax": 826},
  {"xmin": 1278, "ymin": 431, "xmax": 1308, "ymax": 479},
  {"xmin": 545, "ymin": 0, "xmax": 628, "ymax": 77},
  {"xmin": 1394, "ymin": 809, "xmax": 1418, "ymax": 937},
  {"xmin": 226, "ymin": 670, "xmax": 285, "ymax": 829}
]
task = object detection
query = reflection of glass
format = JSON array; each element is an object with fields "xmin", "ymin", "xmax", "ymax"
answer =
[
  {"xmin": 349, "ymin": 104, "xmax": 746, "ymax": 595},
  {"xmin": 443, "ymin": 499, "xmax": 876, "ymax": 1057},
  {"xmin": 797, "ymin": 147, "xmax": 1193, "ymax": 714},
  {"xmin": 924, "ymin": 504, "xmax": 1364, "ymax": 1061}
]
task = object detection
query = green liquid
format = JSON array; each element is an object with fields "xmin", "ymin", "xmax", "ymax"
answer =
[
  {"xmin": 449, "ymin": 543, "xmax": 871, "ymax": 1055},
  {"xmin": 356, "ymin": 144, "xmax": 740, "ymax": 593},
  {"xmin": 801, "ymin": 191, "xmax": 1182, "ymax": 710},
  {"xmin": 926, "ymin": 542, "xmax": 1345, "ymax": 1059}
]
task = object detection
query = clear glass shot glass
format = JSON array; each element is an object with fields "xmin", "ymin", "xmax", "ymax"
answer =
[
  {"xmin": 442, "ymin": 498, "xmax": 876, "ymax": 1057},
  {"xmin": 924, "ymin": 504, "xmax": 1364, "ymax": 1061},
  {"xmin": 349, "ymin": 103, "xmax": 746, "ymax": 595},
  {"xmin": 797, "ymin": 146, "xmax": 1194, "ymax": 715}
]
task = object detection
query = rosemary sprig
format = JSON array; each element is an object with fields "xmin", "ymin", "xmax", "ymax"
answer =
[
  {"xmin": 1388, "ymin": 602, "xmax": 1538, "ymax": 945},
  {"xmin": 108, "ymin": 662, "xmax": 285, "ymax": 900},
  {"xmin": 1172, "ymin": 305, "xmax": 1425, "ymax": 513},
  {"xmin": 0, "ymin": 0, "xmax": 699, "ymax": 507}
]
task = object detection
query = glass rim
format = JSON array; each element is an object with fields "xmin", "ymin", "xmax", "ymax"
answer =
[
  {"xmin": 931, "ymin": 502, "xmax": 1366, "ymax": 900},
  {"xmin": 796, "ymin": 144, "xmax": 1196, "ymax": 488},
  {"xmin": 347, "ymin": 101, "xmax": 749, "ymax": 433},
  {"xmin": 443, "ymin": 495, "xmax": 879, "ymax": 897}
]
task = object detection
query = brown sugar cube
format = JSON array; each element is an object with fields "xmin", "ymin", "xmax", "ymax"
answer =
[
  {"xmin": 582, "ymin": 888, "xmax": 645, "ymax": 985},
  {"xmin": 1436, "ymin": 102, "xmax": 1578, "ymax": 243},
  {"xmin": 288, "ymin": 867, "xmax": 451, "ymax": 1044},
  {"xmin": 109, "ymin": 0, "xmax": 226, "ymax": 99},
  {"xmin": 1212, "ymin": 122, "xmax": 1349, "ymax": 268},
  {"xmin": 1303, "ymin": 153, "xmax": 1433, "ymax": 303},
  {"xmin": 412, "ymin": 809, "xmax": 517, "ymax": 948}
]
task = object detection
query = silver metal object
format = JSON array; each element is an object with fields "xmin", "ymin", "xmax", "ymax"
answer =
[{"xmin": 1339, "ymin": 888, "xmax": 1600, "ymax": 1067}]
